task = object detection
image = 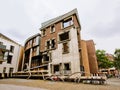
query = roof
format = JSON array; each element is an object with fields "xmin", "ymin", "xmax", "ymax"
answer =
[
  {"xmin": 0, "ymin": 33, "xmax": 22, "ymax": 46},
  {"xmin": 24, "ymin": 33, "xmax": 41, "ymax": 44},
  {"xmin": 40, "ymin": 8, "xmax": 81, "ymax": 30}
]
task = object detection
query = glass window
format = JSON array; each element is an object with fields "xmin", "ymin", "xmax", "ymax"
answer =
[{"xmin": 63, "ymin": 18, "xmax": 73, "ymax": 28}]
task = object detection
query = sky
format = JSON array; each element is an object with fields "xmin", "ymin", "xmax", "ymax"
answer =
[{"xmin": 0, "ymin": 0, "xmax": 120, "ymax": 54}]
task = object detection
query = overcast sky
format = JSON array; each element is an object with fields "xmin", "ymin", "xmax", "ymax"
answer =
[{"xmin": 0, "ymin": 0, "xmax": 120, "ymax": 54}]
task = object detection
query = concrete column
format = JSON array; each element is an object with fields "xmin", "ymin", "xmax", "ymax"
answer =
[
  {"xmin": 28, "ymin": 48, "xmax": 32, "ymax": 70},
  {"xmin": 21, "ymin": 53, "xmax": 25, "ymax": 71}
]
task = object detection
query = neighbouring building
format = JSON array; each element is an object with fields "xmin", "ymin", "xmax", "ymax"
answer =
[
  {"xmin": 22, "ymin": 33, "xmax": 41, "ymax": 71},
  {"xmin": 86, "ymin": 40, "xmax": 98, "ymax": 73},
  {"xmin": 0, "ymin": 33, "xmax": 23, "ymax": 78},
  {"xmin": 81, "ymin": 40, "xmax": 98, "ymax": 75}
]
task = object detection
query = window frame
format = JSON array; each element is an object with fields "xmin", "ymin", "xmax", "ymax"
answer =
[
  {"xmin": 10, "ymin": 45, "xmax": 14, "ymax": 53},
  {"xmin": 62, "ymin": 17, "xmax": 73, "ymax": 28},
  {"xmin": 50, "ymin": 25, "xmax": 55, "ymax": 33},
  {"xmin": 62, "ymin": 42, "xmax": 69, "ymax": 54},
  {"xmin": 59, "ymin": 31, "xmax": 70, "ymax": 43}
]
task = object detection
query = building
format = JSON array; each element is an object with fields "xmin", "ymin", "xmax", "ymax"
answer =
[
  {"xmin": 0, "ymin": 33, "xmax": 23, "ymax": 78},
  {"xmin": 22, "ymin": 33, "xmax": 41, "ymax": 72},
  {"xmin": 86, "ymin": 40, "xmax": 98, "ymax": 73},
  {"xmin": 40, "ymin": 9, "xmax": 83, "ymax": 75},
  {"xmin": 13, "ymin": 9, "xmax": 98, "ymax": 78}
]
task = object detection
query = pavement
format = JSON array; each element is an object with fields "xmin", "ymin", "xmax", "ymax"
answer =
[
  {"xmin": 0, "ymin": 78, "xmax": 120, "ymax": 90},
  {"xmin": 0, "ymin": 84, "xmax": 48, "ymax": 90}
]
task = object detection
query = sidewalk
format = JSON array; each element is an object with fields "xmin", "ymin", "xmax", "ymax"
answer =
[{"xmin": 0, "ymin": 84, "xmax": 47, "ymax": 90}]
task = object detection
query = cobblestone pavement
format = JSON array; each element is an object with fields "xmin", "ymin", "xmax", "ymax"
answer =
[{"xmin": 0, "ymin": 78, "xmax": 120, "ymax": 90}]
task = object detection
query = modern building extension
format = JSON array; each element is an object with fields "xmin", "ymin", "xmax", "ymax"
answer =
[
  {"xmin": 22, "ymin": 33, "xmax": 41, "ymax": 72},
  {"xmin": 0, "ymin": 33, "xmax": 23, "ymax": 78}
]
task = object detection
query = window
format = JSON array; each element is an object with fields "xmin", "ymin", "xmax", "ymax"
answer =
[
  {"xmin": 59, "ymin": 32, "xmax": 69, "ymax": 42},
  {"xmin": 51, "ymin": 25, "xmax": 55, "ymax": 33},
  {"xmin": 64, "ymin": 63, "xmax": 70, "ymax": 70},
  {"xmin": 3, "ymin": 67, "xmax": 6, "ymax": 73},
  {"xmin": 10, "ymin": 45, "xmax": 14, "ymax": 53},
  {"xmin": 46, "ymin": 40, "xmax": 50, "ymax": 49},
  {"xmin": 0, "ymin": 41, "xmax": 3, "ymax": 45},
  {"xmin": 46, "ymin": 39, "xmax": 56, "ymax": 50},
  {"xmin": 32, "ymin": 47, "xmax": 37, "ymax": 56},
  {"xmin": 63, "ymin": 42, "xmax": 69, "ymax": 54},
  {"xmin": 7, "ymin": 55, "xmax": 12, "ymax": 64},
  {"xmin": 63, "ymin": 18, "xmax": 73, "ymax": 28},
  {"xmin": 9, "ymin": 68, "xmax": 14, "ymax": 73},
  {"xmin": 53, "ymin": 65, "xmax": 60, "ymax": 73},
  {"xmin": 43, "ymin": 54, "xmax": 49, "ymax": 62},
  {"xmin": 51, "ymin": 39, "xmax": 55, "ymax": 48},
  {"xmin": 42, "ymin": 29, "xmax": 46, "ymax": 36}
]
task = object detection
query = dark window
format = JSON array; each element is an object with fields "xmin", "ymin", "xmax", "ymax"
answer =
[
  {"xmin": 51, "ymin": 25, "xmax": 55, "ymax": 33},
  {"xmin": 46, "ymin": 41, "xmax": 50, "ymax": 49},
  {"xmin": 64, "ymin": 63, "xmax": 70, "ymax": 70},
  {"xmin": 54, "ymin": 65, "xmax": 59, "ymax": 73},
  {"xmin": 10, "ymin": 45, "xmax": 14, "ymax": 53},
  {"xmin": 43, "ymin": 54, "xmax": 49, "ymax": 62},
  {"xmin": 3, "ymin": 67, "xmax": 6, "ymax": 73},
  {"xmin": 59, "ymin": 32, "xmax": 69, "ymax": 41},
  {"xmin": 42, "ymin": 29, "xmax": 46, "ymax": 36},
  {"xmin": 63, "ymin": 18, "xmax": 73, "ymax": 28},
  {"xmin": 51, "ymin": 39, "xmax": 55, "ymax": 48},
  {"xmin": 0, "ymin": 42, "xmax": 3, "ymax": 45},
  {"xmin": 63, "ymin": 42, "xmax": 69, "ymax": 53},
  {"xmin": 7, "ymin": 55, "xmax": 12, "ymax": 64},
  {"xmin": 9, "ymin": 68, "xmax": 14, "ymax": 73}
]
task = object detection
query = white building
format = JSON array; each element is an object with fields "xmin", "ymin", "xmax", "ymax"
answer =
[{"xmin": 0, "ymin": 33, "xmax": 23, "ymax": 78}]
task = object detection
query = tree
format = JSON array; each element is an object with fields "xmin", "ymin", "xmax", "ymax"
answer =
[
  {"xmin": 114, "ymin": 49, "xmax": 120, "ymax": 70},
  {"xmin": 96, "ymin": 49, "xmax": 113, "ymax": 69}
]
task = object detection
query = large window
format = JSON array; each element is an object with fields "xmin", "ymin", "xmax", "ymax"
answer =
[
  {"xmin": 63, "ymin": 18, "xmax": 73, "ymax": 28},
  {"xmin": 10, "ymin": 45, "xmax": 14, "ymax": 53},
  {"xmin": 7, "ymin": 55, "xmax": 12, "ymax": 64},
  {"xmin": 59, "ymin": 32, "xmax": 69, "ymax": 42}
]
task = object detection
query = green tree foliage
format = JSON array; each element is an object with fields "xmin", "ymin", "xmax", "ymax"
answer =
[
  {"xmin": 96, "ymin": 49, "xmax": 113, "ymax": 69},
  {"xmin": 114, "ymin": 49, "xmax": 120, "ymax": 70}
]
